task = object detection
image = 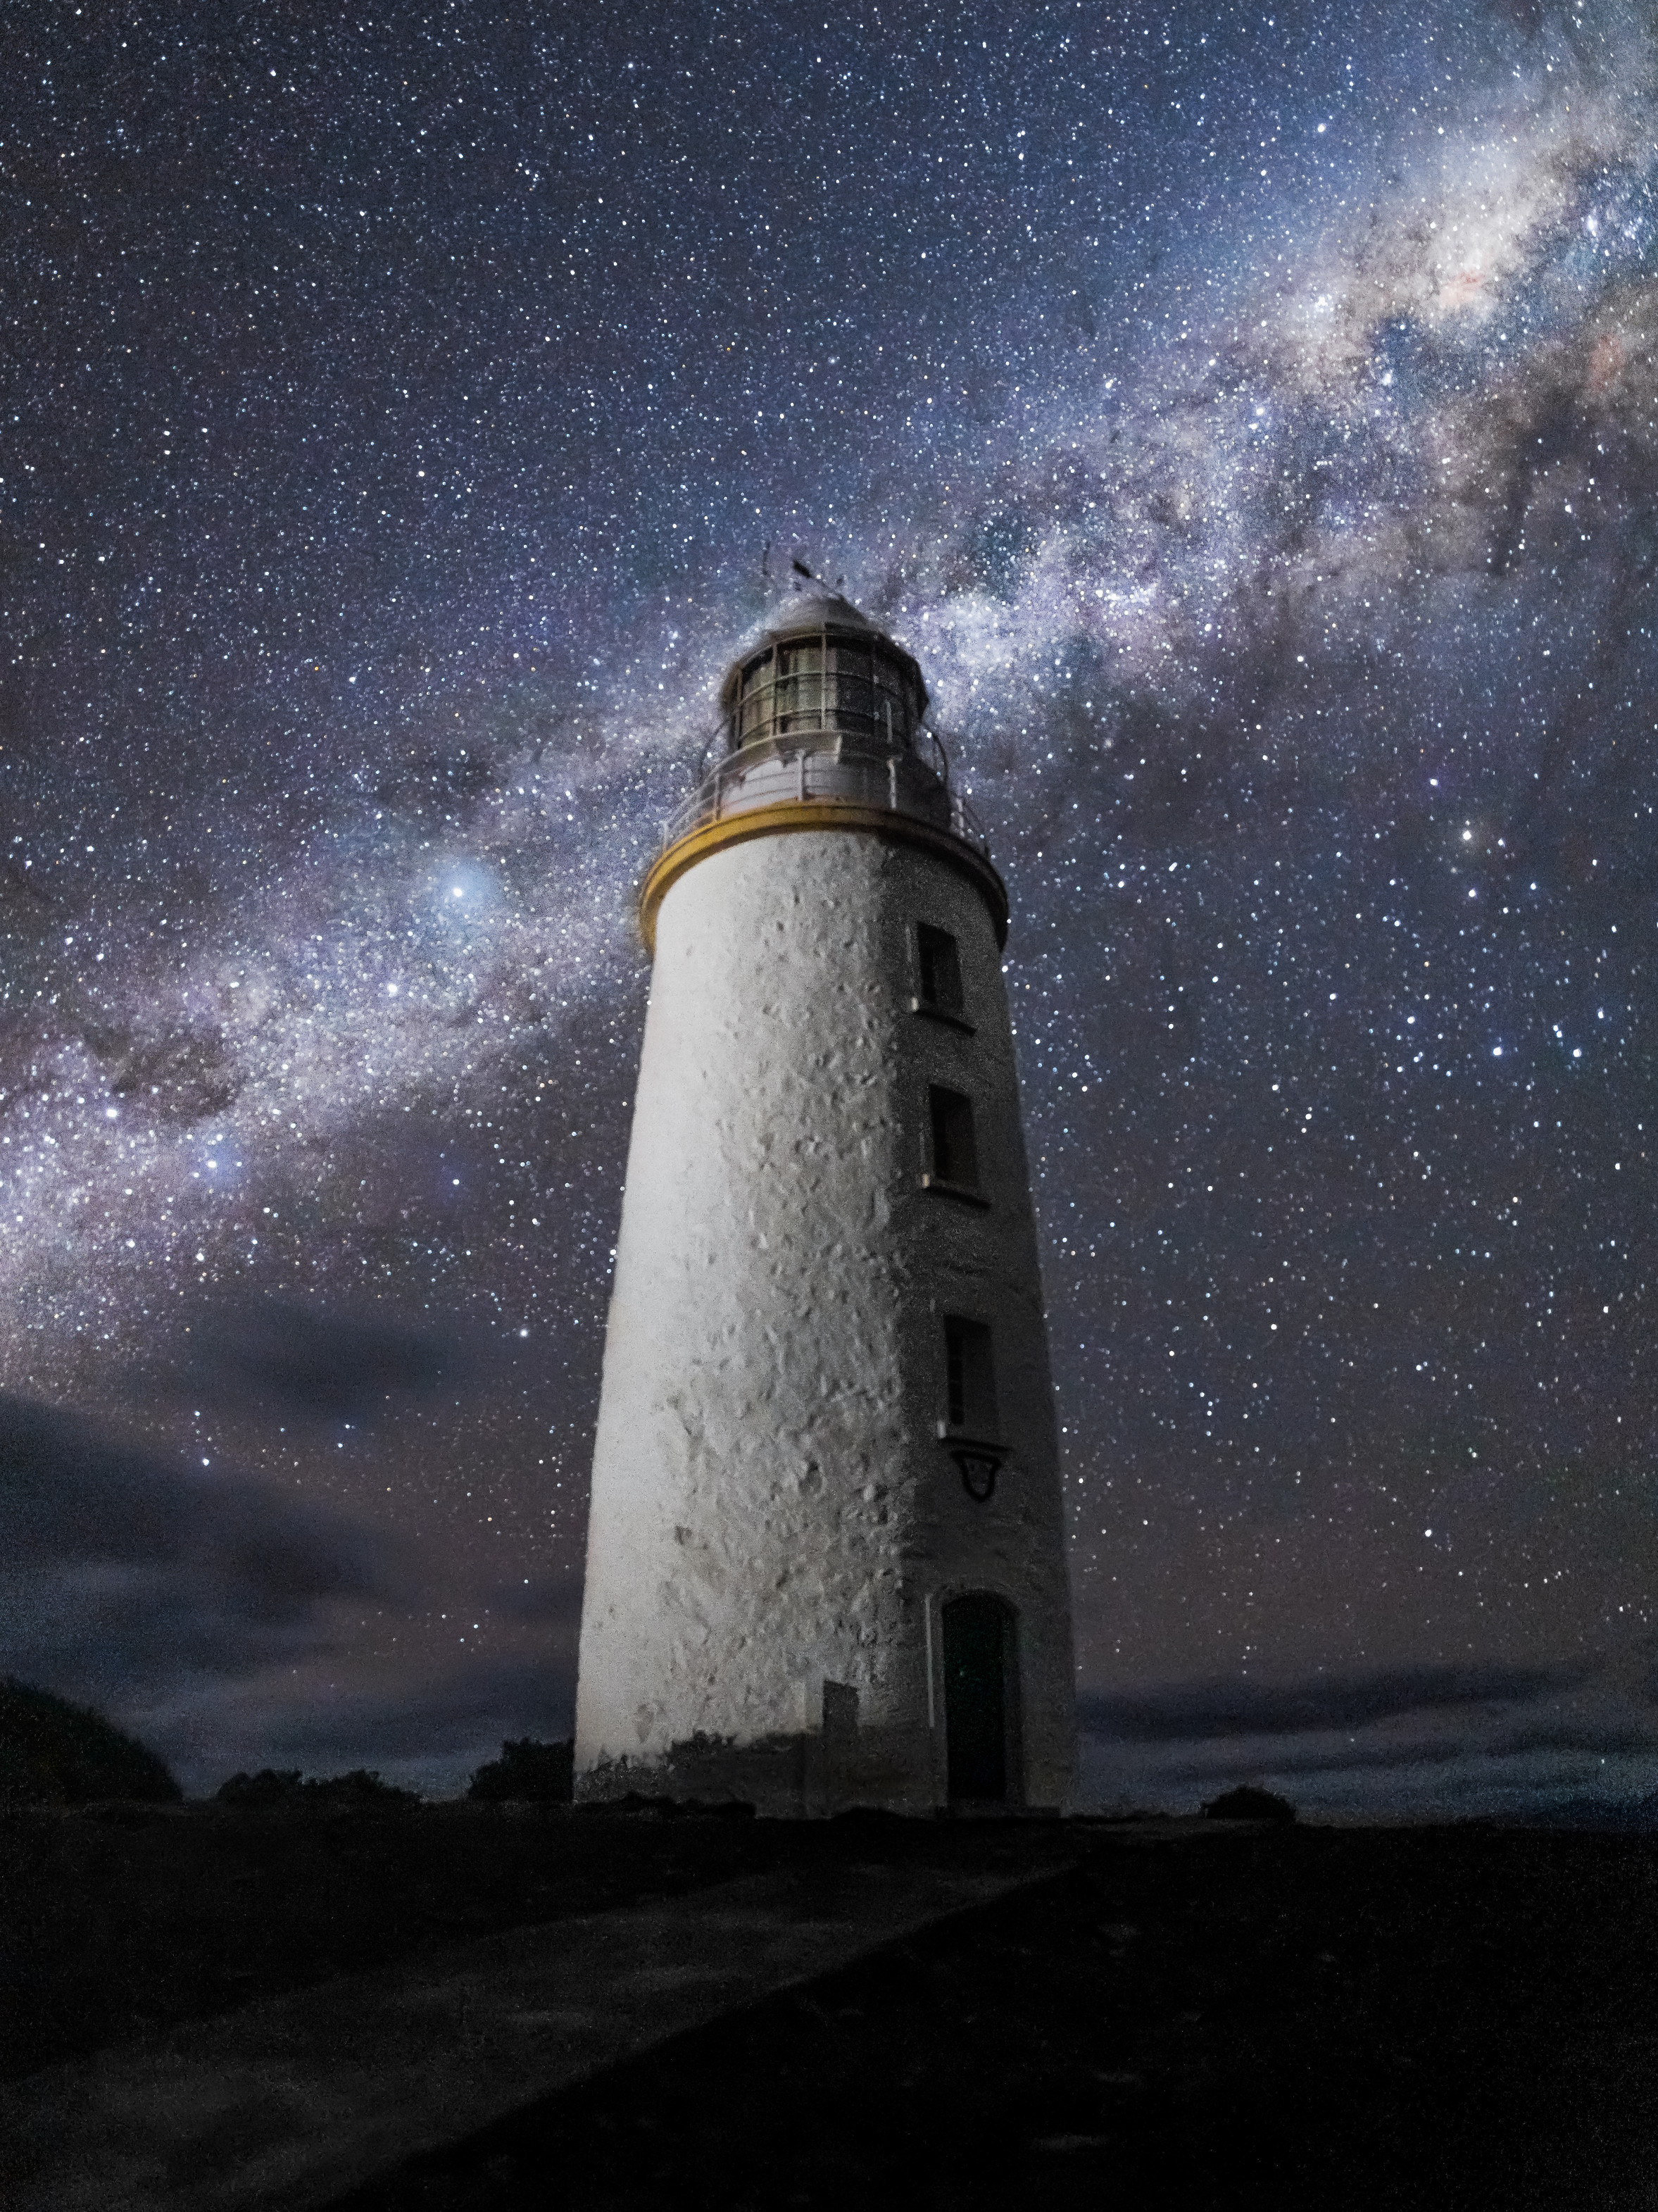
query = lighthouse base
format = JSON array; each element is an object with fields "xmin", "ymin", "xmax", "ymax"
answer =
[{"xmin": 574, "ymin": 1725, "xmax": 1038, "ymax": 1820}]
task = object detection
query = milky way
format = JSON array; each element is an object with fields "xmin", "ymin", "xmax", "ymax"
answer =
[{"xmin": 4, "ymin": 0, "xmax": 1655, "ymax": 1813}]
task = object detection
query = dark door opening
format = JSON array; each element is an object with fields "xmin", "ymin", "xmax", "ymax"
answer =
[{"xmin": 942, "ymin": 1594, "xmax": 1019, "ymax": 1804}]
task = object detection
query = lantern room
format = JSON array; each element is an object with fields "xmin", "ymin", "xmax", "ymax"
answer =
[{"xmin": 720, "ymin": 587, "xmax": 929, "ymax": 755}]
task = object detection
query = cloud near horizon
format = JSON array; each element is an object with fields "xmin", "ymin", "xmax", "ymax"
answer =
[
  {"xmin": 0, "ymin": 1386, "xmax": 582, "ymax": 1795},
  {"xmin": 165, "ymin": 1299, "xmax": 472, "ymax": 1427},
  {"xmin": 0, "ymin": 1392, "xmax": 404, "ymax": 1687},
  {"xmin": 1080, "ymin": 1646, "xmax": 1658, "ymax": 1819}
]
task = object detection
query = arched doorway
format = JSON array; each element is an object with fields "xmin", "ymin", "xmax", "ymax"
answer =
[{"xmin": 941, "ymin": 1593, "xmax": 1020, "ymax": 1804}]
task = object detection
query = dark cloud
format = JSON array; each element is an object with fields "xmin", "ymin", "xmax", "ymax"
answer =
[
  {"xmin": 0, "ymin": 1386, "xmax": 577, "ymax": 1789},
  {"xmin": 180, "ymin": 1299, "xmax": 463, "ymax": 1425},
  {"xmin": 1081, "ymin": 1661, "xmax": 1595, "ymax": 1743},
  {"xmin": 0, "ymin": 1393, "xmax": 403, "ymax": 1694},
  {"xmin": 254, "ymin": 1649, "xmax": 579, "ymax": 1770},
  {"xmin": 1079, "ymin": 1650, "xmax": 1658, "ymax": 1818},
  {"xmin": 489, "ymin": 1571, "xmax": 585, "ymax": 1628},
  {"xmin": 1189, "ymin": 1717, "xmax": 1658, "ymax": 1779}
]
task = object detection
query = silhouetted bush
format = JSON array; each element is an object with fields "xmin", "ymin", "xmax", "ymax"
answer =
[
  {"xmin": 215, "ymin": 1768, "xmax": 306, "ymax": 1806},
  {"xmin": 467, "ymin": 1737, "xmax": 574, "ymax": 1803},
  {"xmin": 305, "ymin": 1768, "xmax": 420, "ymax": 1808},
  {"xmin": 215, "ymin": 1766, "xmax": 419, "ymax": 1809},
  {"xmin": 0, "ymin": 1678, "xmax": 181, "ymax": 1805},
  {"xmin": 1202, "ymin": 1785, "xmax": 1297, "ymax": 1824}
]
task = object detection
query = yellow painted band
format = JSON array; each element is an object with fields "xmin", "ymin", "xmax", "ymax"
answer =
[{"xmin": 637, "ymin": 800, "xmax": 1010, "ymax": 956}]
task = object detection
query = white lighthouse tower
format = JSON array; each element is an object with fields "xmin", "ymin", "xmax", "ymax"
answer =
[{"xmin": 573, "ymin": 580, "xmax": 1075, "ymax": 1813}]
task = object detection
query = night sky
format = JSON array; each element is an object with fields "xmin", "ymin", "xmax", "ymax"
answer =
[{"xmin": 4, "ymin": 0, "xmax": 1655, "ymax": 1816}]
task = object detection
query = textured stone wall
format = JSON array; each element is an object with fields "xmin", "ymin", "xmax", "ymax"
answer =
[{"xmin": 573, "ymin": 825, "xmax": 1074, "ymax": 1812}]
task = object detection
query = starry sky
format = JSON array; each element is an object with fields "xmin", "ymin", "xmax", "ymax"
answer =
[{"xmin": 4, "ymin": 0, "xmax": 1656, "ymax": 1817}]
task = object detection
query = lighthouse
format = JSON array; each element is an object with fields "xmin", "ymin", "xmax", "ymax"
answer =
[{"xmin": 573, "ymin": 580, "xmax": 1075, "ymax": 1813}]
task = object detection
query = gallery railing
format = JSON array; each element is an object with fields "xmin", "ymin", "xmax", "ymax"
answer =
[{"xmin": 660, "ymin": 727, "xmax": 990, "ymax": 858}]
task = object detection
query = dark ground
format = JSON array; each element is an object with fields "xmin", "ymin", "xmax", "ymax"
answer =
[
  {"xmin": 7, "ymin": 1809, "xmax": 1657, "ymax": 2209},
  {"xmin": 1, "ymin": 1798, "xmax": 796, "ymax": 2080}
]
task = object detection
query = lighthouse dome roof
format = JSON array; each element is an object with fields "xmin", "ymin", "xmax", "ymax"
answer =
[{"xmin": 769, "ymin": 574, "xmax": 875, "ymax": 630}]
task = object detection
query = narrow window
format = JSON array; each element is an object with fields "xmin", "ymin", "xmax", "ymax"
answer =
[
  {"xmin": 943, "ymin": 1315, "xmax": 998, "ymax": 1436},
  {"xmin": 916, "ymin": 923, "xmax": 964, "ymax": 1016},
  {"xmin": 929, "ymin": 1085, "xmax": 979, "ymax": 1190}
]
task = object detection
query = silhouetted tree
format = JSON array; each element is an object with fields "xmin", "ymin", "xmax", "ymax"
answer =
[
  {"xmin": 1202, "ymin": 1785, "xmax": 1297, "ymax": 1823},
  {"xmin": 467, "ymin": 1737, "xmax": 574, "ymax": 1803},
  {"xmin": 303, "ymin": 1768, "xmax": 420, "ymax": 1808},
  {"xmin": 0, "ymin": 1678, "xmax": 181, "ymax": 1804},
  {"xmin": 215, "ymin": 1768, "xmax": 306, "ymax": 1806},
  {"xmin": 215, "ymin": 1766, "xmax": 419, "ymax": 1808}
]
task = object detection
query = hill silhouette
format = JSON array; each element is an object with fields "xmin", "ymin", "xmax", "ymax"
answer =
[{"xmin": 0, "ymin": 1679, "xmax": 180, "ymax": 1805}]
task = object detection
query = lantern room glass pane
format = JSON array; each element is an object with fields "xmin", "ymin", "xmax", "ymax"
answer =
[
  {"xmin": 736, "ymin": 651, "xmax": 775, "ymax": 742},
  {"xmin": 775, "ymin": 642, "xmax": 822, "ymax": 732},
  {"xmin": 830, "ymin": 672, "xmax": 879, "ymax": 736}
]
